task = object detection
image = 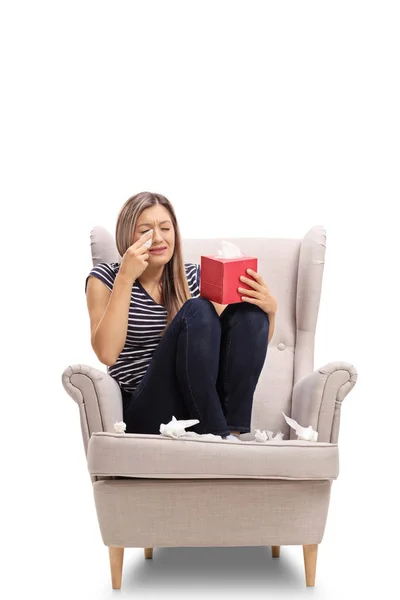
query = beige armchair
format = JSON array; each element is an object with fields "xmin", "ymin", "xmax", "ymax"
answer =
[{"xmin": 62, "ymin": 225, "xmax": 357, "ymax": 589}]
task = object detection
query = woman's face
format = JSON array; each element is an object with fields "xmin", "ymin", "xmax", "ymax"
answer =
[{"xmin": 133, "ymin": 205, "xmax": 175, "ymax": 263}]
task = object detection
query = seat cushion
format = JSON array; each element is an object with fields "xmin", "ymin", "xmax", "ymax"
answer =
[{"xmin": 87, "ymin": 432, "xmax": 339, "ymax": 480}]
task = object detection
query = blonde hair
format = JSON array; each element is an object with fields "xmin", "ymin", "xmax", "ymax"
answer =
[{"xmin": 115, "ymin": 192, "xmax": 192, "ymax": 335}]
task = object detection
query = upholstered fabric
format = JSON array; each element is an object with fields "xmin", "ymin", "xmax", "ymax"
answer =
[
  {"xmin": 291, "ymin": 361, "xmax": 358, "ymax": 443},
  {"xmin": 87, "ymin": 431, "xmax": 339, "ymax": 480},
  {"xmin": 92, "ymin": 478, "xmax": 332, "ymax": 547},
  {"xmin": 89, "ymin": 225, "xmax": 121, "ymax": 265},
  {"xmin": 62, "ymin": 365, "xmax": 123, "ymax": 449}
]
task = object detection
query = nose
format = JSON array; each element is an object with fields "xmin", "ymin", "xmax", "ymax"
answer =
[
  {"xmin": 149, "ymin": 227, "xmax": 168, "ymax": 246},
  {"xmin": 152, "ymin": 229, "xmax": 164, "ymax": 242}
]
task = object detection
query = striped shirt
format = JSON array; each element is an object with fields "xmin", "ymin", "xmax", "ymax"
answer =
[{"xmin": 85, "ymin": 262, "xmax": 201, "ymax": 393}]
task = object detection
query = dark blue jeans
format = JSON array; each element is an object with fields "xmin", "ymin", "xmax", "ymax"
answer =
[{"xmin": 121, "ymin": 298, "xmax": 270, "ymax": 437}]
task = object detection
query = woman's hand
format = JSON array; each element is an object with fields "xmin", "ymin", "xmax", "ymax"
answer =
[
  {"xmin": 238, "ymin": 269, "xmax": 278, "ymax": 316},
  {"xmin": 119, "ymin": 230, "xmax": 153, "ymax": 283}
]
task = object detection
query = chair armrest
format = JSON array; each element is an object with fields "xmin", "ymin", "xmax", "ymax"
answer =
[
  {"xmin": 291, "ymin": 361, "xmax": 358, "ymax": 443},
  {"xmin": 61, "ymin": 364, "xmax": 123, "ymax": 455}
]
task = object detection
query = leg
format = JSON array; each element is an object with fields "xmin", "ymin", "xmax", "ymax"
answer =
[
  {"xmin": 271, "ymin": 545, "xmax": 280, "ymax": 558},
  {"xmin": 123, "ymin": 298, "xmax": 230, "ymax": 437},
  {"xmin": 303, "ymin": 544, "xmax": 318, "ymax": 587},
  {"xmin": 216, "ymin": 302, "xmax": 270, "ymax": 433},
  {"xmin": 109, "ymin": 547, "xmax": 124, "ymax": 589}
]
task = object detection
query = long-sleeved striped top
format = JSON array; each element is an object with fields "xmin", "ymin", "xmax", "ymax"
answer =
[{"xmin": 85, "ymin": 261, "xmax": 201, "ymax": 393}]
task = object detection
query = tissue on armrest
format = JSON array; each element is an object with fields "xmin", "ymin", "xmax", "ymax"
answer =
[
  {"xmin": 291, "ymin": 361, "xmax": 357, "ymax": 443},
  {"xmin": 62, "ymin": 364, "xmax": 123, "ymax": 454}
]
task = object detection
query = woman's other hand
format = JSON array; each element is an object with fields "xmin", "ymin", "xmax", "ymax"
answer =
[{"xmin": 238, "ymin": 269, "xmax": 278, "ymax": 316}]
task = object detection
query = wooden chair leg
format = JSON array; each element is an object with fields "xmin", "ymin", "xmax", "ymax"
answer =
[
  {"xmin": 271, "ymin": 546, "xmax": 280, "ymax": 558},
  {"xmin": 109, "ymin": 546, "xmax": 124, "ymax": 590},
  {"xmin": 303, "ymin": 544, "xmax": 318, "ymax": 587},
  {"xmin": 144, "ymin": 547, "xmax": 153, "ymax": 559}
]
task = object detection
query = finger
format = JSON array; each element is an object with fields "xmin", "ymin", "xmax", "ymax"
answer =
[
  {"xmin": 246, "ymin": 269, "xmax": 266, "ymax": 286},
  {"xmin": 141, "ymin": 230, "xmax": 154, "ymax": 250},
  {"xmin": 138, "ymin": 244, "xmax": 150, "ymax": 254},
  {"xmin": 239, "ymin": 275, "xmax": 261, "ymax": 290},
  {"xmin": 241, "ymin": 295, "xmax": 259, "ymax": 304},
  {"xmin": 141, "ymin": 230, "xmax": 153, "ymax": 242},
  {"xmin": 133, "ymin": 229, "xmax": 153, "ymax": 248},
  {"xmin": 239, "ymin": 288, "xmax": 261, "ymax": 298}
]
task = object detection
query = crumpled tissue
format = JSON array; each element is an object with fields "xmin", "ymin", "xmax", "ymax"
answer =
[
  {"xmin": 217, "ymin": 240, "xmax": 244, "ymax": 258},
  {"xmin": 254, "ymin": 429, "xmax": 285, "ymax": 443},
  {"xmin": 282, "ymin": 412, "xmax": 318, "ymax": 441},
  {"xmin": 160, "ymin": 416, "xmax": 223, "ymax": 440},
  {"xmin": 159, "ymin": 417, "xmax": 285, "ymax": 443},
  {"xmin": 114, "ymin": 421, "xmax": 127, "ymax": 433},
  {"xmin": 113, "ymin": 416, "xmax": 314, "ymax": 444},
  {"xmin": 160, "ymin": 416, "xmax": 200, "ymax": 438}
]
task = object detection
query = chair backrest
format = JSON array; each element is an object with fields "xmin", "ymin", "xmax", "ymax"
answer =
[{"xmin": 88, "ymin": 225, "xmax": 326, "ymax": 438}]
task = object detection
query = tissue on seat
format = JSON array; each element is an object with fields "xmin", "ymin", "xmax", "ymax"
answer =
[{"xmin": 87, "ymin": 432, "xmax": 339, "ymax": 480}]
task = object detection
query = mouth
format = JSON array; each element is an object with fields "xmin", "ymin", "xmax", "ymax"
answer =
[{"xmin": 149, "ymin": 247, "xmax": 167, "ymax": 254}]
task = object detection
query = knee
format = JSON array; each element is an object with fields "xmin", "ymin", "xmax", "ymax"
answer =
[
  {"xmin": 236, "ymin": 303, "xmax": 270, "ymax": 334},
  {"xmin": 183, "ymin": 297, "xmax": 220, "ymax": 325}
]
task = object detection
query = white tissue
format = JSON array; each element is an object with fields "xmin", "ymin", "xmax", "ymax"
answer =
[
  {"xmin": 254, "ymin": 429, "xmax": 285, "ymax": 443},
  {"xmin": 113, "ymin": 415, "xmax": 316, "ymax": 443},
  {"xmin": 282, "ymin": 412, "xmax": 318, "ymax": 441},
  {"xmin": 143, "ymin": 237, "xmax": 152, "ymax": 248},
  {"xmin": 159, "ymin": 415, "xmax": 201, "ymax": 439},
  {"xmin": 217, "ymin": 240, "xmax": 243, "ymax": 258},
  {"xmin": 159, "ymin": 416, "xmax": 225, "ymax": 440},
  {"xmin": 159, "ymin": 416, "xmax": 289, "ymax": 444},
  {"xmin": 114, "ymin": 421, "xmax": 127, "ymax": 433}
]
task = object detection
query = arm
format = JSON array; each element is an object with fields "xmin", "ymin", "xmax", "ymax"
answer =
[
  {"xmin": 62, "ymin": 364, "xmax": 124, "ymax": 451},
  {"xmin": 291, "ymin": 361, "xmax": 357, "ymax": 443},
  {"xmin": 86, "ymin": 271, "xmax": 134, "ymax": 366}
]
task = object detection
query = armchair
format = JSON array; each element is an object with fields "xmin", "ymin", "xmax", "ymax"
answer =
[{"xmin": 62, "ymin": 225, "xmax": 357, "ymax": 589}]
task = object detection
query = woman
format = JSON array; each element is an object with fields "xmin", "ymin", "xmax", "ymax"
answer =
[{"xmin": 85, "ymin": 192, "xmax": 278, "ymax": 440}]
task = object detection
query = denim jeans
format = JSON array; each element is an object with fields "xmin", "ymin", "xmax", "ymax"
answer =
[{"xmin": 120, "ymin": 297, "xmax": 270, "ymax": 437}]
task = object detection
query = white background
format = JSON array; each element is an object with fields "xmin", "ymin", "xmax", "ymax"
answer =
[{"xmin": 1, "ymin": 1, "xmax": 399, "ymax": 598}]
